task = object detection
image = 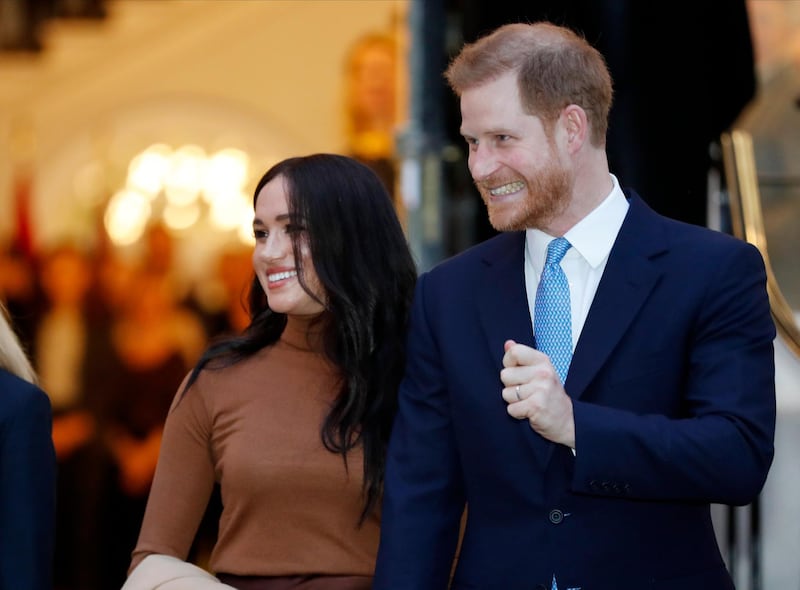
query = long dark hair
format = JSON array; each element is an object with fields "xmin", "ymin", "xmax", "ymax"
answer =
[{"xmin": 183, "ymin": 153, "xmax": 417, "ymax": 523}]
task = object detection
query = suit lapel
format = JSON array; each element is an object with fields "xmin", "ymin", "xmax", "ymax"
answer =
[
  {"xmin": 476, "ymin": 232, "xmax": 551, "ymax": 467},
  {"xmin": 476, "ymin": 232, "xmax": 534, "ymax": 356},
  {"xmin": 565, "ymin": 194, "xmax": 667, "ymax": 400}
]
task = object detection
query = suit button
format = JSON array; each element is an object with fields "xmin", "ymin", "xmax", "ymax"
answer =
[{"xmin": 548, "ymin": 509, "xmax": 564, "ymax": 524}]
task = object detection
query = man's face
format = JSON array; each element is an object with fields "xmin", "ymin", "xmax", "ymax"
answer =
[{"xmin": 459, "ymin": 71, "xmax": 572, "ymax": 232}]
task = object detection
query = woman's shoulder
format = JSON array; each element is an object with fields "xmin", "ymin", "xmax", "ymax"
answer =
[
  {"xmin": 179, "ymin": 347, "xmax": 272, "ymax": 402},
  {"xmin": 196, "ymin": 345, "xmax": 271, "ymax": 380}
]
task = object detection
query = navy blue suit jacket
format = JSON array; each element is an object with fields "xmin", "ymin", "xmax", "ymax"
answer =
[
  {"xmin": 374, "ymin": 192, "xmax": 776, "ymax": 590},
  {"xmin": 0, "ymin": 368, "xmax": 56, "ymax": 590}
]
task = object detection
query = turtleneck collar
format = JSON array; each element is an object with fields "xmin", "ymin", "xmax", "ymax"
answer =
[{"xmin": 279, "ymin": 313, "xmax": 328, "ymax": 352}]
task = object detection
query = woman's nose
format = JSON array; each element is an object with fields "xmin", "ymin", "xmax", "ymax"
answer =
[{"xmin": 257, "ymin": 231, "xmax": 288, "ymax": 261}]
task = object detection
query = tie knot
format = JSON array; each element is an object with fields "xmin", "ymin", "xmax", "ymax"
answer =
[{"xmin": 545, "ymin": 237, "xmax": 571, "ymax": 267}]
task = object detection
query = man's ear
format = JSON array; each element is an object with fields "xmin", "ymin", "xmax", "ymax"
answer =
[{"xmin": 562, "ymin": 104, "xmax": 588, "ymax": 151}]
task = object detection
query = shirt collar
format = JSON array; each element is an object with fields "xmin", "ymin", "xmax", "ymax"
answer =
[{"xmin": 526, "ymin": 174, "xmax": 628, "ymax": 270}]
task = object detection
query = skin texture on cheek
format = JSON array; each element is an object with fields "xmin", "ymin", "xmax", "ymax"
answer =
[{"xmin": 483, "ymin": 156, "xmax": 572, "ymax": 232}]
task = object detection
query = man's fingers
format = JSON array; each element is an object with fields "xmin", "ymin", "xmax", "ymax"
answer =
[{"xmin": 502, "ymin": 341, "xmax": 542, "ymax": 368}]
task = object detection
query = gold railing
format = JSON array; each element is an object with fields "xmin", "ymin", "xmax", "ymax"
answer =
[{"xmin": 721, "ymin": 129, "xmax": 800, "ymax": 357}]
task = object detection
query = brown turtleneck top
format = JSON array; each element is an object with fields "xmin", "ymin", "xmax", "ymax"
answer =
[{"xmin": 129, "ymin": 315, "xmax": 380, "ymax": 578}]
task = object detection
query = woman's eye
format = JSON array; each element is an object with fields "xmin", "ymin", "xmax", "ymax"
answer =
[
  {"xmin": 285, "ymin": 224, "xmax": 306, "ymax": 234},
  {"xmin": 253, "ymin": 229, "xmax": 268, "ymax": 239}
]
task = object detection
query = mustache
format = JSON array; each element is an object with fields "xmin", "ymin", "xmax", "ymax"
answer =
[{"xmin": 474, "ymin": 174, "xmax": 521, "ymax": 191}]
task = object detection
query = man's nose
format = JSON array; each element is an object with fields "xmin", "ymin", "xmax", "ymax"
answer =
[{"xmin": 468, "ymin": 144, "xmax": 498, "ymax": 181}]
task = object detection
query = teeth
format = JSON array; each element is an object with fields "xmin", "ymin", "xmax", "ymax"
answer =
[
  {"xmin": 268, "ymin": 270, "xmax": 297, "ymax": 283},
  {"xmin": 490, "ymin": 181, "xmax": 525, "ymax": 196}
]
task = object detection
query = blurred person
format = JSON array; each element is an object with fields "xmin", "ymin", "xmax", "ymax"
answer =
[
  {"xmin": 735, "ymin": 0, "xmax": 800, "ymax": 307},
  {"xmin": 344, "ymin": 32, "xmax": 400, "ymax": 205},
  {"xmin": 34, "ymin": 244, "xmax": 98, "ymax": 457},
  {"xmin": 138, "ymin": 223, "xmax": 208, "ymax": 367},
  {"xmin": 140, "ymin": 221, "xmax": 213, "ymax": 340},
  {"xmin": 142, "ymin": 222, "xmax": 174, "ymax": 278},
  {"xmin": 141, "ymin": 222, "xmax": 190, "ymax": 301},
  {"xmin": 373, "ymin": 22, "xmax": 776, "ymax": 590},
  {"xmin": 90, "ymin": 267, "xmax": 201, "ymax": 589},
  {"xmin": 201, "ymin": 245, "xmax": 255, "ymax": 340},
  {"xmin": 121, "ymin": 153, "xmax": 417, "ymax": 590},
  {"xmin": 0, "ymin": 300, "xmax": 56, "ymax": 590},
  {"xmin": 32, "ymin": 243, "xmax": 111, "ymax": 590},
  {"xmin": 92, "ymin": 241, "xmax": 138, "ymax": 323}
]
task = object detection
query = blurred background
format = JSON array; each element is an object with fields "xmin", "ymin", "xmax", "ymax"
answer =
[{"xmin": 0, "ymin": 0, "xmax": 798, "ymax": 589}]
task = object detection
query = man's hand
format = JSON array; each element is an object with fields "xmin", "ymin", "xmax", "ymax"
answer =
[{"xmin": 500, "ymin": 339, "xmax": 575, "ymax": 448}]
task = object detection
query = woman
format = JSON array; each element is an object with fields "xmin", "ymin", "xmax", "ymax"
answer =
[
  {"xmin": 123, "ymin": 154, "xmax": 417, "ymax": 589},
  {"xmin": 0, "ymin": 300, "xmax": 57, "ymax": 590}
]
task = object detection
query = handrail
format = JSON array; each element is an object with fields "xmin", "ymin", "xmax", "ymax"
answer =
[{"xmin": 721, "ymin": 129, "xmax": 800, "ymax": 358}]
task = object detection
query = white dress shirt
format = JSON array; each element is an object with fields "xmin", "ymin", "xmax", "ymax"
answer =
[{"xmin": 524, "ymin": 174, "xmax": 629, "ymax": 351}]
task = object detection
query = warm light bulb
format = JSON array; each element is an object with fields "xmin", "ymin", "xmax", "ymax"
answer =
[
  {"xmin": 203, "ymin": 148, "xmax": 250, "ymax": 202},
  {"xmin": 104, "ymin": 188, "xmax": 151, "ymax": 246},
  {"xmin": 127, "ymin": 143, "xmax": 172, "ymax": 196}
]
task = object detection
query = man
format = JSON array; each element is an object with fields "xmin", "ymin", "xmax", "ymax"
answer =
[{"xmin": 373, "ymin": 22, "xmax": 776, "ymax": 590}]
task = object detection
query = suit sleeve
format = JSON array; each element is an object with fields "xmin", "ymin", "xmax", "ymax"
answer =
[
  {"xmin": 373, "ymin": 273, "xmax": 466, "ymax": 590},
  {"xmin": 572, "ymin": 240, "xmax": 776, "ymax": 505},
  {"xmin": 0, "ymin": 383, "xmax": 56, "ymax": 590}
]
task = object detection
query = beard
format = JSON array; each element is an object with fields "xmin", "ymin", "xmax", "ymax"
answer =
[{"xmin": 477, "ymin": 160, "xmax": 572, "ymax": 232}]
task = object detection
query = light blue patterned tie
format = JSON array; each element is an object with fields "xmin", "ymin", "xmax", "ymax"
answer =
[{"xmin": 534, "ymin": 237, "xmax": 572, "ymax": 384}]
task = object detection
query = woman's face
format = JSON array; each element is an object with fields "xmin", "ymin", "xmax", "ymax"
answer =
[{"xmin": 252, "ymin": 175, "xmax": 326, "ymax": 317}]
